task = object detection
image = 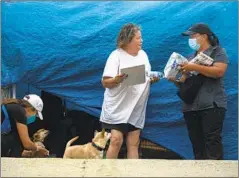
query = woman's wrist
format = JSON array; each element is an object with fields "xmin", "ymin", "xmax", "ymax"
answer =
[
  {"xmin": 34, "ymin": 144, "xmax": 39, "ymax": 152},
  {"xmin": 114, "ymin": 76, "xmax": 121, "ymax": 84}
]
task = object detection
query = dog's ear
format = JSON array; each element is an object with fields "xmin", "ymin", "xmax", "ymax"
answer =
[
  {"xmin": 33, "ymin": 134, "xmax": 40, "ymax": 142},
  {"xmin": 101, "ymin": 128, "xmax": 105, "ymax": 137},
  {"xmin": 37, "ymin": 129, "xmax": 44, "ymax": 133}
]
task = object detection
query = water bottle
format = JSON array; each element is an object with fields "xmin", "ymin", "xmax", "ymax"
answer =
[{"xmin": 146, "ymin": 71, "xmax": 164, "ymax": 79}]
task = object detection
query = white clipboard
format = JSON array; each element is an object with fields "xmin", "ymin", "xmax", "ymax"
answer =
[{"xmin": 120, "ymin": 64, "xmax": 146, "ymax": 86}]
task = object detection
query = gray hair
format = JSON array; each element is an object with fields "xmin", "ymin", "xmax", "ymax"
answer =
[{"xmin": 117, "ymin": 23, "xmax": 141, "ymax": 49}]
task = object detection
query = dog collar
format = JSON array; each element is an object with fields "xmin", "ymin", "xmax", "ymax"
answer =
[{"xmin": 92, "ymin": 142, "xmax": 105, "ymax": 151}]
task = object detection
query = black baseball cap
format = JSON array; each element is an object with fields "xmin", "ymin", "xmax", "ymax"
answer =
[{"xmin": 182, "ymin": 23, "xmax": 213, "ymax": 36}]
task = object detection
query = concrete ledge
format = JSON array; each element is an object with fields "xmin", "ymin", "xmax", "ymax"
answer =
[{"xmin": 1, "ymin": 158, "xmax": 238, "ymax": 177}]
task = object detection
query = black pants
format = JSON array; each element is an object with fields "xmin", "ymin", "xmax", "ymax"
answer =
[
  {"xmin": 183, "ymin": 107, "xmax": 226, "ymax": 160},
  {"xmin": 1, "ymin": 133, "xmax": 22, "ymax": 157}
]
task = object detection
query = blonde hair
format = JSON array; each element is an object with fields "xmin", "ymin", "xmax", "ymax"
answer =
[{"xmin": 117, "ymin": 23, "xmax": 141, "ymax": 49}]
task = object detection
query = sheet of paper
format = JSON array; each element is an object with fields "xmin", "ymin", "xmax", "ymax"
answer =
[{"xmin": 120, "ymin": 64, "xmax": 146, "ymax": 86}]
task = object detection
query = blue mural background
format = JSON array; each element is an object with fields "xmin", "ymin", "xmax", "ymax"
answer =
[{"xmin": 2, "ymin": 1, "xmax": 238, "ymax": 159}]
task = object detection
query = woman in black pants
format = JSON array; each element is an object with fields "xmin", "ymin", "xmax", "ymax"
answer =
[{"xmin": 169, "ymin": 23, "xmax": 228, "ymax": 159}]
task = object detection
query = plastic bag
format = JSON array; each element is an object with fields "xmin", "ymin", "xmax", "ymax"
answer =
[{"xmin": 164, "ymin": 52, "xmax": 188, "ymax": 78}]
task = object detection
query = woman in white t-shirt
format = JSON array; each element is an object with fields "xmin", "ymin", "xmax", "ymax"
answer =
[{"xmin": 100, "ymin": 23, "xmax": 159, "ymax": 159}]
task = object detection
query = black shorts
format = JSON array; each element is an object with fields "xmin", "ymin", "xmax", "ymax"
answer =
[{"xmin": 101, "ymin": 122, "xmax": 140, "ymax": 134}]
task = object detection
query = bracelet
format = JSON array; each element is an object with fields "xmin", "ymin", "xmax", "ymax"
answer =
[{"xmin": 114, "ymin": 76, "xmax": 121, "ymax": 84}]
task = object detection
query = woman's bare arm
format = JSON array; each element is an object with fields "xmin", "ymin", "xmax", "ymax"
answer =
[
  {"xmin": 102, "ymin": 74, "xmax": 128, "ymax": 89},
  {"xmin": 16, "ymin": 122, "xmax": 38, "ymax": 151}
]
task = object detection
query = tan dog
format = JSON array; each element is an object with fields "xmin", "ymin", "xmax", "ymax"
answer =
[
  {"xmin": 63, "ymin": 129, "xmax": 111, "ymax": 159},
  {"xmin": 22, "ymin": 129, "xmax": 49, "ymax": 157}
]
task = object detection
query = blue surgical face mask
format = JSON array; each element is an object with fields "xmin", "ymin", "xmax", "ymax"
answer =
[
  {"xmin": 188, "ymin": 38, "xmax": 200, "ymax": 51},
  {"xmin": 27, "ymin": 115, "xmax": 36, "ymax": 125}
]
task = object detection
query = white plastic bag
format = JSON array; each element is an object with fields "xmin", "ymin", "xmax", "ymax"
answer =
[{"xmin": 164, "ymin": 52, "xmax": 188, "ymax": 78}]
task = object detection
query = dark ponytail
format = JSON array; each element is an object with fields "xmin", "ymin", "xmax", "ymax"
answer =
[{"xmin": 208, "ymin": 32, "xmax": 219, "ymax": 46}]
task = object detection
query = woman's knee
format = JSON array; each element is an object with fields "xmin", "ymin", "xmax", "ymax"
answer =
[{"xmin": 110, "ymin": 135, "xmax": 123, "ymax": 148}]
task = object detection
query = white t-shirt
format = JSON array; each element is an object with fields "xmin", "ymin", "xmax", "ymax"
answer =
[{"xmin": 100, "ymin": 48, "xmax": 151, "ymax": 129}]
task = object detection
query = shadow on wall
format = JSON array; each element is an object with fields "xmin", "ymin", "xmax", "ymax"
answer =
[{"xmin": 28, "ymin": 91, "xmax": 183, "ymax": 159}]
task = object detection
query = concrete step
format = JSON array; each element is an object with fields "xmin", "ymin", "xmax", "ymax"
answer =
[{"xmin": 1, "ymin": 158, "xmax": 238, "ymax": 177}]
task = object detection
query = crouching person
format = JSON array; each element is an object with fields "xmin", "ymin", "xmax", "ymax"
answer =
[{"xmin": 1, "ymin": 94, "xmax": 49, "ymax": 157}]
